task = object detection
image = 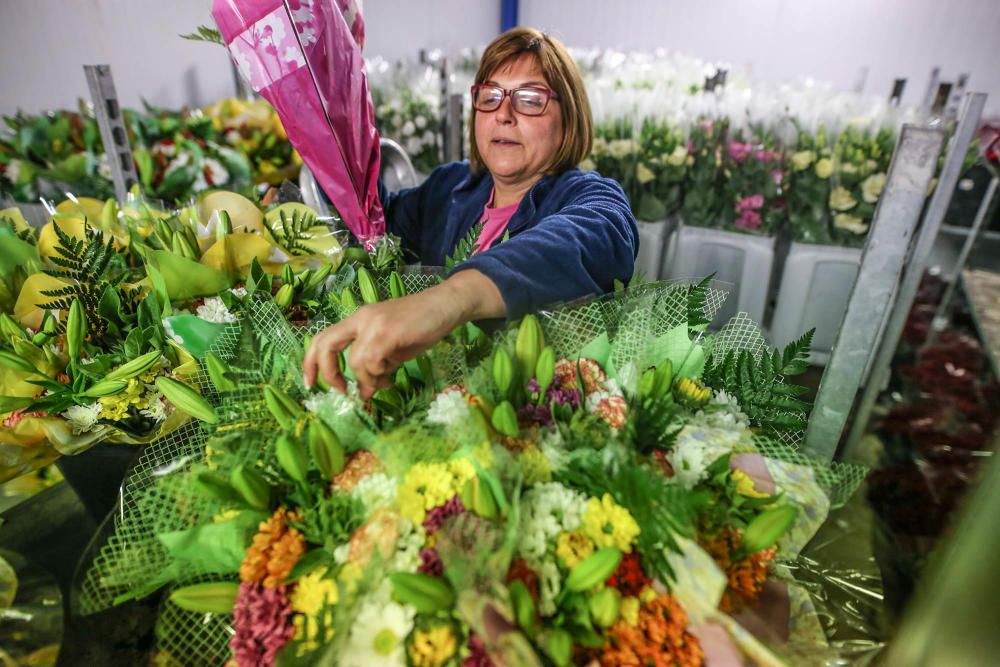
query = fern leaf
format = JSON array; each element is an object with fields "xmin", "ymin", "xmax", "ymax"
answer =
[
  {"xmin": 686, "ymin": 274, "xmax": 714, "ymax": 330},
  {"xmin": 444, "ymin": 221, "xmax": 485, "ymax": 273}
]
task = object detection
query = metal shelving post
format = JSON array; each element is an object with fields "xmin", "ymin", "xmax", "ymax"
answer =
[
  {"xmin": 804, "ymin": 125, "xmax": 946, "ymax": 462},
  {"xmin": 841, "ymin": 93, "xmax": 988, "ymax": 459},
  {"xmin": 83, "ymin": 65, "xmax": 139, "ymax": 201}
]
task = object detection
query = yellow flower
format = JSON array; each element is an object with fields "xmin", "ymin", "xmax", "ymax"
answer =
[
  {"xmin": 731, "ymin": 469, "xmax": 770, "ymax": 499},
  {"xmin": 620, "ymin": 596, "xmax": 640, "ymax": 626},
  {"xmin": 291, "ymin": 567, "xmax": 338, "ymax": 655},
  {"xmin": 666, "ymin": 144, "xmax": 688, "ymax": 167},
  {"xmin": 556, "ymin": 530, "xmax": 595, "ymax": 569},
  {"xmin": 409, "ymin": 625, "xmax": 458, "ymax": 667},
  {"xmin": 583, "ymin": 493, "xmax": 640, "ymax": 552},
  {"xmin": 675, "ymin": 377, "xmax": 711, "ymax": 407},
  {"xmin": 397, "ymin": 460, "xmax": 473, "ymax": 524},
  {"xmin": 519, "ymin": 446, "xmax": 552, "ymax": 485},
  {"xmin": 636, "ymin": 162, "xmax": 656, "ymax": 185},
  {"xmin": 833, "ymin": 213, "xmax": 868, "ymax": 235},
  {"xmin": 814, "ymin": 158, "xmax": 834, "ymax": 179},
  {"xmin": 861, "ymin": 173, "xmax": 887, "ymax": 203},
  {"xmin": 790, "ymin": 150, "xmax": 816, "ymax": 172},
  {"xmin": 639, "ymin": 586, "xmax": 658, "ymax": 604},
  {"xmin": 829, "ymin": 186, "xmax": 857, "ymax": 211},
  {"xmin": 840, "ymin": 162, "xmax": 858, "ymax": 175},
  {"xmin": 97, "ymin": 377, "xmax": 149, "ymax": 421}
]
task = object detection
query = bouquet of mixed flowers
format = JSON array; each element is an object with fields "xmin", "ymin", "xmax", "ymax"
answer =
[
  {"xmin": 204, "ymin": 98, "xmax": 302, "ymax": 186},
  {"xmin": 76, "ymin": 278, "xmax": 866, "ymax": 666}
]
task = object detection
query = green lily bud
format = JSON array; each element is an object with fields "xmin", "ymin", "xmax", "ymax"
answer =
[
  {"xmin": 589, "ymin": 587, "xmax": 621, "ymax": 628},
  {"xmin": 274, "ymin": 283, "xmax": 295, "ymax": 308},
  {"xmin": 66, "ymin": 299, "xmax": 87, "ymax": 362},
  {"xmin": 535, "ymin": 346, "xmax": 556, "ymax": 397},
  {"xmin": 0, "ymin": 313, "xmax": 27, "ymax": 341},
  {"xmin": 275, "ymin": 434, "xmax": 309, "ymax": 485},
  {"xmin": 492, "ymin": 348, "xmax": 514, "ymax": 398}
]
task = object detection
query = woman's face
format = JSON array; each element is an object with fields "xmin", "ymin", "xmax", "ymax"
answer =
[{"xmin": 474, "ymin": 55, "xmax": 564, "ymax": 189}]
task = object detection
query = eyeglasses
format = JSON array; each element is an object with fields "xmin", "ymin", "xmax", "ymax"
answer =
[{"xmin": 470, "ymin": 84, "xmax": 560, "ymax": 116}]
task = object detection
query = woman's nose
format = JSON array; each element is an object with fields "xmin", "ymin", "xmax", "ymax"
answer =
[{"xmin": 494, "ymin": 96, "xmax": 515, "ymax": 124}]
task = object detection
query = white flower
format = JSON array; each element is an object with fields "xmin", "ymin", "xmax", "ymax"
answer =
[
  {"xmin": 578, "ymin": 158, "xmax": 596, "ymax": 172},
  {"xmin": 153, "ymin": 142, "xmax": 177, "ymax": 158},
  {"xmin": 340, "ymin": 597, "xmax": 415, "ymax": 667},
  {"xmin": 665, "ymin": 144, "xmax": 688, "ymax": 167},
  {"xmin": 861, "ymin": 173, "xmax": 887, "ymax": 204},
  {"xmin": 225, "ymin": 130, "xmax": 241, "ymax": 145},
  {"xmin": 352, "ymin": 472, "xmax": 397, "ymax": 514},
  {"xmin": 140, "ymin": 389, "xmax": 169, "ymax": 423},
  {"xmin": 833, "ymin": 213, "xmax": 868, "ymax": 235},
  {"xmin": 401, "ymin": 120, "xmax": 416, "ymax": 136},
  {"xmin": 636, "ymin": 162, "xmax": 656, "ymax": 184},
  {"xmin": 63, "ymin": 403, "xmax": 103, "ymax": 434},
  {"xmin": 96, "ymin": 154, "xmax": 113, "ymax": 180},
  {"xmin": 790, "ymin": 150, "xmax": 816, "ymax": 172},
  {"xmin": 203, "ymin": 158, "xmax": 229, "ymax": 186},
  {"xmin": 828, "ymin": 186, "xmax": 857, "ymax": 211},
  {"xmin": 414, "ymin": 115, "xmax": 427, "ymax": 129},
  {"xmin": 196, "ymin": 297, "xmax": 238, "ymax": 324},
  {"xmin": 421, "ymin": 130, "xmax": 436, "ymax": 145},
  {"xmin": 518, "ymin": 482, "xmax": 588, "ymax": 565},
  {"xmin": 162, "ymin": 319, "xmax": 185, "ymax": 346},
  {"xmin": 426, "ymin": 389, "xmax": 470, "ymax": 426},
  {"xmin": 4, "ymin": 159, "xmax": 20, "ymax": 184},
  {"xmin": 405, "ymin": 137, "xmax": 422, "ymax": 155},
  {"xmin": 814, "ymin": 158, "xmax": 834, "ymax": 179},
  {"xmin": 304, "ymin": 384, "xmax": 361, "ymax": 415},
  {"xmin": 666, "ymin": 439, "xmax": 709, "ymax": 489},
  {"xmin": 607, "ymin": 139, "xmax": 637, "ymax": 159},
  {"xmin": 538, "ymin": 560, "xmax": 562, "ymax": 616},
  {"xmin": 229, "ymin": 286, "xmax": 248, "ymax": 298},
  {"xmin": 389, "ymin": 519, "xmax": 425, "ymax": 573}
]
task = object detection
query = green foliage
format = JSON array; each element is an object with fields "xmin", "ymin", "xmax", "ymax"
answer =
[
  {"xmin": 623, "ymin": 394, "xmax": 682, "ymax": 454},
  {"xmin": 290, "ymin": 490, "xmax": 365, "ymax": 550},
  {"xmin": 702, "ymin": 329, "xmax": 814, "ymax": 434},
  {"xmin": 685, "ymin": 274, "xmax": 713, "ymax": 331},
  {"xmin": 180, "ymin": 25, "xmax": 224, "ymax": 45},
  {"xmin": 262, "ymin": 208, "xmax": 329, "ymax": 256},
  {"xmin": 555, "ymin": 452, "xmax": 695, "ymax": 583},
  {"xmin": 444, "ymin": 220, "xmax": 485, "ymax": 273},
  {"xmin": 554, "ymin": 410, "xmax": 613, "ymax": 451}
]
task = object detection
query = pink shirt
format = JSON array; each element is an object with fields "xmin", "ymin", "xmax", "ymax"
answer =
[{"xmin": 473, "ymin": 190, "xmax": 520, "ymax": 254}]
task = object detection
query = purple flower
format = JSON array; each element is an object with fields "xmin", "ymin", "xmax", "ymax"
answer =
[
  {"xmin": 518, "ymin": 402, "xmax": 552, "ymax": 427},
  {"xmin": 735, "ymin": 210, "xmax": 764, "ymax": 230},
  {"xmin": 418, "ymin": 547, "xmax": 443, "ymax": 576},
  {"xmin": 753, "ymin": 149, "xmax": 775, "ymax": 164},
  {"xmin": 463, "ymin": 632, "xmax": 497, "ymax": 667},
  {"xmin": 728, "ymin": 142, "xmax": 754, "ymax": 163},
  {"xmin": 526, "ymin": 378, "xmax": 542, "ymax": 395},
  {"xmin": 231, "ymin": 583, "xmax": 295, "ymax": 667},
  {"xmin": 423, "ymin": 495, "xmax": 465, "ymax": 535},
  {"xmin": 548, "ymin": 386, "xmax": 582, "ymax": 409}
]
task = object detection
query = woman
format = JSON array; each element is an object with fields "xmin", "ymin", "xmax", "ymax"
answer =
[{"xmin": 304, "ymin": 27, "xmax": 637, "ymax": 398}]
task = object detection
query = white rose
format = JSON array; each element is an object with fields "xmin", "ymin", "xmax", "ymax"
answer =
[
  {"xmin": 861, "ymin": 173, "xmax": 887, "ymax": 204},
  {"xmin": 791, "ymin": 150, "xmax": 816, "ymax": 172},
  {"xmin": 636, "ymin": 162, "xmax": 656, "ymax": 184},
  {"xmin": 829, "ymin": 186, "xmax": 857, "ymax": 211},
  {"xmin": 666, "ymin": 144, "xmax": 688, "ymax": 167}
]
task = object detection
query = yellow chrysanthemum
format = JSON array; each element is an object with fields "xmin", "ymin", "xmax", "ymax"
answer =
[
  {"xmin": 620, "ymin": 596, "xmax": 640, "ymax": 626},
  {"xmin": 397, "ymin": 461, "xmax": 471, "ymax": 524},
  {"xmin": 409, "ymin": 625, "xmax": 458, "ymax": 667},
  {"xmin": 556, "ymin": 530, "xmax": 595, "ymax": 570},
  {"xmin": 519, "ymin": 446, "xmax": 552, "ymax": 485},
  {"xmin": 291, "ymin": 567, "xmax": 338, "ymax": 655},
  {"xmin": 583, "ymin": 493, "xmax": 640, "ymax": 552}
]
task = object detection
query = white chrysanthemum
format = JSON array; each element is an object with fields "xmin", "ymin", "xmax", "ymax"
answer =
[
  {"xmin": 196, "ymin": 297, "xmax": 238, "ymax": 324},
  {"xmin": 352, "ymin": 472, "xmax": 397, "ymax": 513},
  {"xmin": 666, "ymin": 439, "xmax": 709, "ymax": 490},
  {"xmin": 517, "ymin": 482, "xmax": 588, "ymax": 565},
  {"xmin": 390, "ymin": 519, "xmax": 425, "ymax": 573},
  {"xmin": 303, "ymin": 384, "xmax": 360, "ymax": 415},
  {"xmin": 229, "ymin": 286, "xmax": 248, "ymax": 298},
  {"xmin": 426, "ymin": 390, "xmax": 470, "ymax": 426},
  {"xmin": 538, "ymin": 559, "xmax": 562, "ymax": 616},
  {"xmin": 63, "ymin": 403, "xmax": 103, "ymax": 434},
  {"xmin": 538, "ymin": 428, "xmax": 569, "ymax": 474},
  {"xmin": 139, "ymin": 389, "xmax": 169, "ymax": 423},
  {"xmin": 340, "ymin": 597, "xmax": 415, "ymax": 667},
  {"xmin": 687, "ymin": 390, "xmax": 751, "ymax": 431}
]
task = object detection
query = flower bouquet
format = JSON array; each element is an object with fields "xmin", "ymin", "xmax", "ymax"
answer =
[
  {"xmin": 76, "ymin": 280, "xmax": 866, "ymax": 666},
  {"xmin": 203, "ymin": 98, "xmax": 302, "ymax": 186}
]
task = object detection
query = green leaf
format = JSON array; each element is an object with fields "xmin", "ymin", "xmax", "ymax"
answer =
[
  {"xmin": 162, "ymin": 315, "xmax": 230, "ymax": 358},
  {"xmin": 157, "ymin": 511, "xmax": 266, "ymax": 573},
  {"xmin": 646, "ymin": 324, "xmax": 705, "ymax": 379}
]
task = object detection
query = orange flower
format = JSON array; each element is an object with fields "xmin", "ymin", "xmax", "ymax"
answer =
[
  {"xmin": 594, "ymin": 594, "xmax": 703, "ymax": 667},
  {"xmin": 700, "ymin": 527, "xmax": 776, "ymax": 612},
  {"xmin": 332, "ymin": 450, "xmax": 382, "ymax": 493},
  {"xmin": 240, "ymin": 508, "xmax": 306, "ymax": 588}
]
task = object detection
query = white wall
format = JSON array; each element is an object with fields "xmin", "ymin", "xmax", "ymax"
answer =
[{"xmin": 1, "ymin": 0, "xmax": 997, "ymax": 116}]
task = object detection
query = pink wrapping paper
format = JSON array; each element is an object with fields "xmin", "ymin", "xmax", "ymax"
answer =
[{"xmin": 212, "ymin": 0, "xmax": 385, "ymax": 244}]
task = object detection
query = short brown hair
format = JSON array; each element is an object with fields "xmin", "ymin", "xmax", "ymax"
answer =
[{"xmin": 468, "ymin": 27, "xmax": 593, "ymax": 175}]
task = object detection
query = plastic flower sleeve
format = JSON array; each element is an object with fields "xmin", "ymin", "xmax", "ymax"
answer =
[{"xmin": 212, "ymin": 0, "xmax": 385, "ymax": 245}]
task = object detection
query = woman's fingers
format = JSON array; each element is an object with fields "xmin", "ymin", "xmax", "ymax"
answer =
[{"xmin": 304, "ymin": 319, "xmax": 357, "ymax": 392}]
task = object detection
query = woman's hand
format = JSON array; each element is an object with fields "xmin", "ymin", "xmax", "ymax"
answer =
[{"xmin": 303, "ymin": 269, "xmax": 505, "ymax": 399}]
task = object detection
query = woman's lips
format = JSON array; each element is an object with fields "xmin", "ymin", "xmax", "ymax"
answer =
[{"xmin": 492, "ymin": 138, "xmax": 520, "ymax": 146}]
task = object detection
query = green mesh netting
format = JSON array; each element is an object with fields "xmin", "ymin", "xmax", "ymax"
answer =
[{"xmin": 76, "ymin": 280, "xmax": 867, "ymax": 665}]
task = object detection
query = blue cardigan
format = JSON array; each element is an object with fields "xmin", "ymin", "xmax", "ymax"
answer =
[{"xmin": 378, "ymin": 162, "xmax": 638, "ymax": 319}]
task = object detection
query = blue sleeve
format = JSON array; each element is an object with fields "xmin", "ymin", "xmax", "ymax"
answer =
[
  {"xmin": 453, "ymin": 176, "xmax": 638, "ymax": 319},
  {"xmin": 378, "ymin": 178, "xmax": 424, "ymax": 257}
]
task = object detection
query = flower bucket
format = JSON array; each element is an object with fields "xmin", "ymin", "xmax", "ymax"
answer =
[
  {"xmin": 770, "ymin": 241, "xmax": 862, "ymax": 364},
  {"xmin": 633, "ymin": 214, "xmax": 679, "ymax": 281},
  {"xmin": 662, "ymin": 223, "xmax": 776, "ymax": 326}
]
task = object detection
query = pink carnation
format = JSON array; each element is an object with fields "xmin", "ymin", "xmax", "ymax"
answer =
[
  {"xmin": 728, "ymin": 142, "xmax": 754, "ymax": 163},
  {"xmin": 230, "ymin": 583, "xmax": 295, "ymax": 667},
  {"xmin": 735, "ymin": 210, "xmax": 764, "ymax": 230},
  {"xmin": 736, "ymin": 194, "xmax": 765, "ymax": 212}
]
